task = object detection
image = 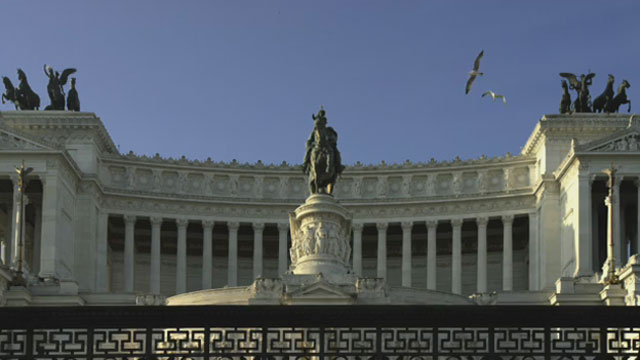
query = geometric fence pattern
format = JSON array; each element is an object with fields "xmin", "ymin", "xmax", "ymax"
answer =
[{"xmin": 1, "ymin": 305, "xmax": 640, "ymax": 359}]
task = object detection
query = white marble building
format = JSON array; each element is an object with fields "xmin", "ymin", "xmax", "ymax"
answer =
[{"xmin": 1, "ymin": 111, "xmax": 640, "ymax": 306}]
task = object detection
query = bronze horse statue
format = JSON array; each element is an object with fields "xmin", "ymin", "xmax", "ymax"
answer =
[
  {"xmin": 2, "ymin": 69, "xmax": 40, "ymax": 110},
  {"xmin": 16, "ymin": 69, "xmax": 40, "ymax": 110},
  {"xmin": 593, "ymin": 74, "xmax": 615, "ymax": 113},
  {"xmin": 303, "ymin": 108, "xmax": 345, "ymax": 195},
  {"xmin": 2, "ymin": 77, "xmax": 18, "ymax": 109},
  {"xmin": 606, "ymin": 80, "xmax": 631, "ymax": 113},
  {"xmin": 560, "ymin": 80, "xmax": 571, "ymax": 114}
]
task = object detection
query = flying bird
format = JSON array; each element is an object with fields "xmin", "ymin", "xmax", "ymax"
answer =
[
  {"xmin": 465, "ymin": 50, "xmax": 484, "ymax": 94},
  {"xmin": 482, "ymin": 91, "xmax": 506, "ymax": 104}
]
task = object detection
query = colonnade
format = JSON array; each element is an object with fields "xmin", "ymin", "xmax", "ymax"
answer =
[
  {"xmin": 107, "ymin": 212, "xmax": 536, "ymax": 296},
  {"xmin": 116, "ymin": 215, "xmax": 291, "ymax": 293},
  {"xmin": 353, "ymin": 214, "xmax": 533, "ymax": 294}
]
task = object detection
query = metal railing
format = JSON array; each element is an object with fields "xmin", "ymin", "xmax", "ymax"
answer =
[{"xmin": 1, "ymin": 305, "xmax": 640, "ymax": 359}]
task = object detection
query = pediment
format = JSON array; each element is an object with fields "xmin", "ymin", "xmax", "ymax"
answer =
[
  {"xmin": 287, "ymin": 280, "xmax": 354, "ymax": 300},
  {"xmin": 578, "ymin": 129, "xmax": 640, "ymax": 153},
  {"xmin": 0, "ymin": 128, "xmax": 53, "ymax": 151}
]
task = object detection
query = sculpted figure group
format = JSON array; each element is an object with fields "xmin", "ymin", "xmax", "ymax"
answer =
[
  {"xmin": 560, "ymin": 72, "xmax": 631, "ymax": 114},
  {"xmin": 1, "ymin": 65, "xmax": 80, "ymax": 111}
]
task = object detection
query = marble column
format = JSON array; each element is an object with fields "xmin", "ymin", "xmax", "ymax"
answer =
[
  {"xmin": 95, "ymin": 211, "xmax": 109, "ymax": 292},
  {"xmin": 277, "ymin": 223, "xmax": 288, "ymax": 275},
  {"xmin": 38, "ymin": 174, "xmax": 59, "ymax": 279},
  {"xmin": 451, "ymin": 219, "xmax": 463, "ymax": 294},
  {"xmin": 150, "ymin": 216, "xmax": 162, "ymax": 294},
  {"xmin": 613, "ymin": 178, "xmax": 622, "ymax": 266},
  {"xmin": 528, "ymin": 211, "xmax": 539, "ymax": 291},
  {"xmin": 401, "ymin": 221, "xmax": 413, "ymax": 287},
  {"xmin": 202, "ymin": 219, "xmax": 214, "ymax": 289},
  {"xmin": 253, "ymin": 222, "xmax": 264, "ymax": 279},
  {"xmin": 476, "ymin": 216, "xmax": 488, "ymax": 293},
  {"xmin": 9, "ymin": 175, "xmax": 19, "ymax": 268},
  {"xmin": 176, "ymin": 218, "xmax": 188, "ymax": 294},
  {"xmin": 426, "ymin": 219, "xmax": 438, "ymax": 290},
  {"xmin": 502, "ymin": 215, "xmax": 514, "ymax": 291},
  {"xmin": 575, "ymin": 174, "xmax": 593, "ymax": 277},
  {"xmin": 352, "ymin": 223, "xmax": 364, "ymax": 276},
  {"xmin": 32, "ymin": 199, "xmax": 42, "ymax": 276},
  {"xmin": 227, "ymin": 221, "xmax": 240, "ymax": 286},
  {"xmin": 376, "ymin": 222, "xmax": 388, "ymax": 279},
  {"xmin": 123, "ymin": 215, "xmax": 136, "ymax": 292}
]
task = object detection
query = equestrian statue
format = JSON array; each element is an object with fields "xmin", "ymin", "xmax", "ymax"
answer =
[{"xmin": 303, "ymin": 108, "xmax": 345, "ymax": 195}]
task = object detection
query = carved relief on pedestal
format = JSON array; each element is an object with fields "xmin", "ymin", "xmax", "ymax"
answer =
[{"xmin": 289, "ymin": 194, "xmax": 352, "ymax": 276}]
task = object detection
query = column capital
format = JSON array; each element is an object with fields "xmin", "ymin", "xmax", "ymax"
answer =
[
  {"xmin": 123, "ymin": 214, "xmax": 137, "ymax": 225},
  {"xmin": 277, "ymin": 222, "xmax": 288, "ymax": 232},
  {"xmin": 352, "ymin": 222, "xmax": 364, "ymax": 232},
  {"xmin": 451, "ymin": 218, "xmax": 463, "ymax": 227},
  {"xmin": 202, "ymin": 219, "xmax": 215, "ymax": 229},
  {"xmin": 176, "ymin": 218, "xmax": 189, "ymax": 228},
  {"xmin": 150, "ymin": 216, "xmax": 163, "ymax": 226},
  {"xmin": 376, "ymin": 222, "xmax": 388, "ymax": 231},
  {"xmin": 401, "ymin": 221, "xmax": 413, "ymax": 232},
  {"xmin": 426, "ymin": 219, "xmax": 438, "ymax": 228},
  {"xmin": 501, "ymin": 214, "xmax": 515, "ymax": 224},
  {"xmin": 252, "ymin": 222, "xmax": 265, "ymax": 231},
  {"xmin": 227, "ymin": 221, "xmax": 240, "ymax": 231},
  {"xmin": 476, "ymin": 216, "xmax": 489, "ymax": 226}
]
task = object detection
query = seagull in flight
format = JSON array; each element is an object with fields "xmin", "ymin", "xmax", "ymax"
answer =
[
  {"xmin": 465, "ymin": 50, "xmax": 484, "ymax": 94},
  {"xmin": 482, "ymin": 90, "xmax": 507, "ymax": 104}
]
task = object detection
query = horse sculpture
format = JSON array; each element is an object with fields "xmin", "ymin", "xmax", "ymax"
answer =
[
  {"xmin": 607, "ymin": 80, "xmax": 631, "ymax": 113},
  {"xmin": 2, "ymin": 69, "xmax": 40, "ymax": 110},
  {"xmin": 303, "ymin": 108, "xmax": 345, "ymax": 195},
  {"xmin": 593, "ymin": 74, "xmax": 615, "ymax": 113},
  {"xmin": 2, "ymin": 77, "xmax": 18, "ymax": 109},
  {"xmin": 560, "ymin": 80, "xmax": 571, "ymax": 114}
]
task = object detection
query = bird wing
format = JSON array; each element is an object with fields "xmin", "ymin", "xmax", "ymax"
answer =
[
  {"xmin": 481, "ymin": 91, "xmax": 491, "ymax": 98},
  {"xmin": 498, "ymin": 95, "xmax": 507, "ymax": 103},
  {"xmin": 59, "ymin": 68, "xmax": 77, "ymax": 86},
  {"xmin": 559, "ymin": 73, "xmax": 579, "ymax": 89},
  {"xmin": 473, "ymin": 50, "xmax": 484, "ymax": 71},
  {"xmin": 465, "ymin": 75, "xmax": 477, "ymax": 94}
]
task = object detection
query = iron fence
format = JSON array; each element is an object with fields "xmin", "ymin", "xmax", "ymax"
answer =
[{"xmin": 1, "ymin": 305, "xmax": 640, "ymax": 359}]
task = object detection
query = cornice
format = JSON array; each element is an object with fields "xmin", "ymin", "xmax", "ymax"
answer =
[
  {"xmin": 521, "ymin": 113, "xmax": 632, "ymax": 156},
  {"xmin": 0, "ymin": 111, "xmax": 118, "ymax": 154},
  {"xmin": 103, "ymin": 152, "xmax": 535, "ymax": 174}
]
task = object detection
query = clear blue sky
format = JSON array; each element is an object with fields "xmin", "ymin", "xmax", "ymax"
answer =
[{"xmin": 2, "ymin": 1, "xmax": 638, "ymax": 165}]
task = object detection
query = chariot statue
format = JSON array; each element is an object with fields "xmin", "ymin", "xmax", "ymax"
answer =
[
  {"xmin": 2, "ymin": 69, "xmax": 40, "ymax": 110},
  {"xmin": 302, "ymin": 108, "xmax": 345, "ymax": 195},
  {"xmin": 560, "ymin": 72, "xmax": 596, "ymax": 112},
  {"xmin": 43, "ymin": 65, "xmax": 76, "ymax": 110}
]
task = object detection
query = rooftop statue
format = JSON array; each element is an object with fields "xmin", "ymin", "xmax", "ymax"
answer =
[
  {"xmin": 607, "ymin": 79, "xmax": 631, "ymax": 113},
  {"xmin": 560, "ymin": 72, "xmax": 595, "ymax": 112},
  {"xmin": 593, "ymin": 74, "xmax": 615, "ymax": 113},
  {"xmin": 559, "ymin": 80, "xmax": 571, "ymax": 114},
  {"xmin": 303, "ymin": 108, "xmax": 345, "ymax": 195},
  {"xmin": 66, "ymin": 77, "xmax": 80, "ymax": 111},
  {"xmin": 2, "ymin": 69, "xmax": 40, "ymax": 110},
  {"xmin": 43, "ymin": 65, "xmax": 76, "ymax": 110}
]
